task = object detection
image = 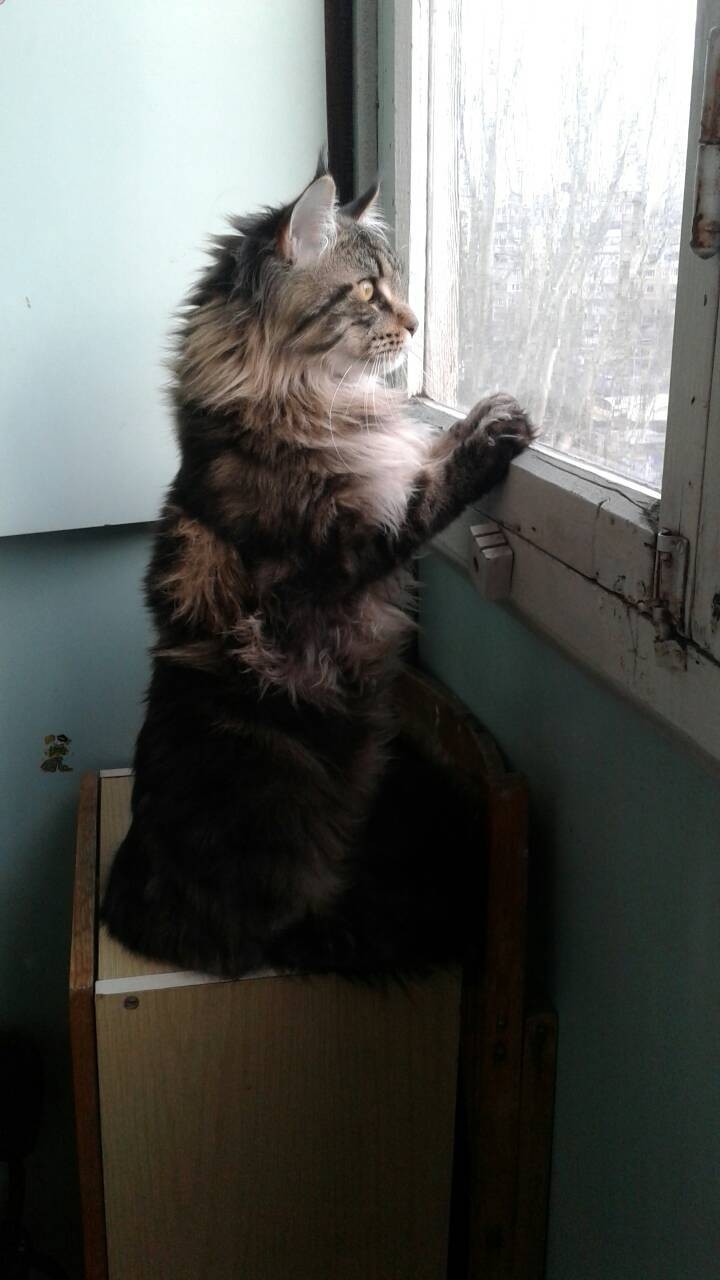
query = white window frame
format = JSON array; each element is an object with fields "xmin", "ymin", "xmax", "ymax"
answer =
[{"xmin": 381, "ymin": 0, "xmax": 720, "ymax": 769}]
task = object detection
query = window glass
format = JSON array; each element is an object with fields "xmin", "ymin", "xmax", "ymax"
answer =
[{"xmin": 424, "ymin": 0, "xmax": 696, "ymax": 490}]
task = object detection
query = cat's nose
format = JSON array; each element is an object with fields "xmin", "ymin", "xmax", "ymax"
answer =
[{"xmin": 396, "ymin": 304, "xmax": 418, "ymax": 337}]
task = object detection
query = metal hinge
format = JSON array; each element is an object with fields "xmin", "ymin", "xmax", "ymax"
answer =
[
  {"xmin": 468, "ymin": 521, "xmax": 514, "ymax": 601},
  {"xmin": 650, "ymin": 530, "xmax": 690, "ymax": 668}
]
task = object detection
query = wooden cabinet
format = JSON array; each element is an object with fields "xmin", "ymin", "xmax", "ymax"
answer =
[{"xmin": 70, "ymin": 669, "xmax": 557, "ymax": 1279}]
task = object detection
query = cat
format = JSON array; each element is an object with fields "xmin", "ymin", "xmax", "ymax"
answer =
[{"xmin": 101, "ymin": 168, "xmax": 534, "ymax": 979}]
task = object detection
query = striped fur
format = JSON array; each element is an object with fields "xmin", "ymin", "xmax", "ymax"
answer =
[{"xmin": 101, "ymin": 173, "xmax": 534, "ymax": 978}]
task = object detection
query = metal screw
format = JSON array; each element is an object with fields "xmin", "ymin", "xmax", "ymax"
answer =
[{"xmin": 124, "ymin": 996, "xmax": 140, "ymax": 1010}]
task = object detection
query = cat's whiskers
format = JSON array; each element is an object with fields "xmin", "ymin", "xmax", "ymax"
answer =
[
  {"xmin": 364, "ymin": 357, "xmax": 381, "ymax": 435},
  {"xmin": 327, "ymin": 355, "xmax": 378, "ymax": 456},
  {"xmin": 376, "ymin": 351, "xmax": 392, "ymax": 401},
  {"xmin": 327, "ymin": 359, "xmax": 360, "ymax": 459},
  {"xmin": 371, "ymin": 356, "xmax": 383, "ymax": 429},
  {"xmin": 346, "ymin": 354, "xmax": 373, "ymax": 438},
  {"xmin": 362, "ymin": 364, "xmax": 371, "ymax": 435}
]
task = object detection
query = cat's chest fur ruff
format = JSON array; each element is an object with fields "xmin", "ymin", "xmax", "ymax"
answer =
[
  {"xmin": 333, "ymin": 419, "xmax": 429, "ymax": 531},
  {"xmin": 156, "ymin": 417, "xmax": 429, "ymax": 706}
]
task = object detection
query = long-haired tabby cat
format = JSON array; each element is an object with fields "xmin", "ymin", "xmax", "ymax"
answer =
[{"xmin": 101, "ymin": 169, "xmax": 533, "ymax": 978}]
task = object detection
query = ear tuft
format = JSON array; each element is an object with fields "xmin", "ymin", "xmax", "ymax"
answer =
[
  {"xmin": 341, "ymin": 181, "xmax": 386, "ymax": 235},
  {"xmin": 278, "ymin": 174, "xmax": 337, "ymax": 267}
]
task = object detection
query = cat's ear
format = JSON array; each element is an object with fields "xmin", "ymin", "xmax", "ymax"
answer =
[
  {"xmin": 278, "ymin": 174, "xmax": 337, "ymax": 267},
  {"xmin": 341, "ymin": 181, "xmax": 385, "ymax": 234}
]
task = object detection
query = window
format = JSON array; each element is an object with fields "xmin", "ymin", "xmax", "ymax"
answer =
[
  {"xmin": 382, "ymin": 0, "xmax": 720, "ymax": 764},
  {"xmin": 423, "ymin": 0, "xmax": 693, "ymax": 492}
]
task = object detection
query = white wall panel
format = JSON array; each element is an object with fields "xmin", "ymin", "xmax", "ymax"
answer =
[{"xmin": 0, "ymin": 0, "xmax": 326, "ymax": 534}]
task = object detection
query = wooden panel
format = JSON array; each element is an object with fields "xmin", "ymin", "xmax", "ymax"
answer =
[
  {"xmin": 98, "ymin": 774, "xmax": 133, "ymax": 891},
  {"xmin": 98, "ymin": 774, "xmax": 175, "ymax": 982},
  {"xmin": 513, "ymin": 1008, "xmax": 559, "ymax": 1280},
  {"xmin": 463, "ymin": 775, "xmax": 529, "ymax": 1280},
  {"xmin": 96, "ymin": 970, "xmax": 461, "ymax": 1280},
  {"xmin": 397, "ymin": 666, "xmax": 534, "ymax": 1274},
  {"xmin": 395, "ymin": 665, "xmax": 506, "ymax": 793},
  {"xmin": 68, "ymin": 771, "xmax": 108, "ymax": 1280},
  {"xmin": 398, "ymin": 666, "xmax": 557, "ymax": 1277}
]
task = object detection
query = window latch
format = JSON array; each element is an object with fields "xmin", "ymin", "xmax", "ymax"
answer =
[
  {"xmin": 691, "ymin": 26, "xmax": 720, "ymax": 258},
  {"xmin": 469, "ymin": 521, "xmax": 514, "ymax": 601}
]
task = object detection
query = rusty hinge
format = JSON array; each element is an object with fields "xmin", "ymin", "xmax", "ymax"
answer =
[
  {"xmin": 691, "ymin": 27, "xmax": 720, "ymax": 257},
  {"xmin": 650, "ymin": 530, "xmax": 690, "ymax": 668}
]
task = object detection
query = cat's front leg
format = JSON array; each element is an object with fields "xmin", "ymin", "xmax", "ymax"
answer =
[
  {"xmin": 426, "ymin": 391, "xmax": 535, "ymax": 514},
  {"xmin": 312, "ymin": 395, "xmax": 535, "ymax": 594},
  {"xmin": 433, "ymin": 391, "xmax": 535, "ymax": 457}
]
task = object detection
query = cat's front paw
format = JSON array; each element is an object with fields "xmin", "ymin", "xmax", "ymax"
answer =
[{"xmin": 465, "ymin": 392, "xmax": 536, "ymax": 457}]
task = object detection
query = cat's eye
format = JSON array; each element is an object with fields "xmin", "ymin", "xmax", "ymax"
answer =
[{"xmin": 354, "ymin": 279, "xmax": 375, "ymax": 303}]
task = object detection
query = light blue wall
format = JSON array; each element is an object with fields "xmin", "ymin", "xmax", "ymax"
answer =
[
  {"xmin": 0, "ymin": 0, "xmax": 327, "ymax": 536},
  {"xmin": 419, "ymin": 553, "xmax": 720, "ymax": 1280},
  {"xmin": 0, "ymin": 525, "xmax": 154, "ymax": 1269}
]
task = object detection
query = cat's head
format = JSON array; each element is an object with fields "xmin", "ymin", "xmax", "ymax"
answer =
[{"xmin": 179, "ymin": 170, "xmax": 418, "ymax": 408}]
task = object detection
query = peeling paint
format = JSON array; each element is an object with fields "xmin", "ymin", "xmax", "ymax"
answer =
[{"xmin": 691, "ymin": 29, "xmax": 720, "ymax": 258}]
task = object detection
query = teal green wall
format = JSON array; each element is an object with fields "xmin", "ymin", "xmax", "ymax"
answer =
[
  {"xmin": 0, "ymin": 525, "xmax": 153, "ymax": 1271},
  {"xmin": 419, "ymin": 554, "xmax": 720, "ymax": 1280},
  {"xmin": 2, "ymin": 535, "xmax": 718, "ymax": 1278}
]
